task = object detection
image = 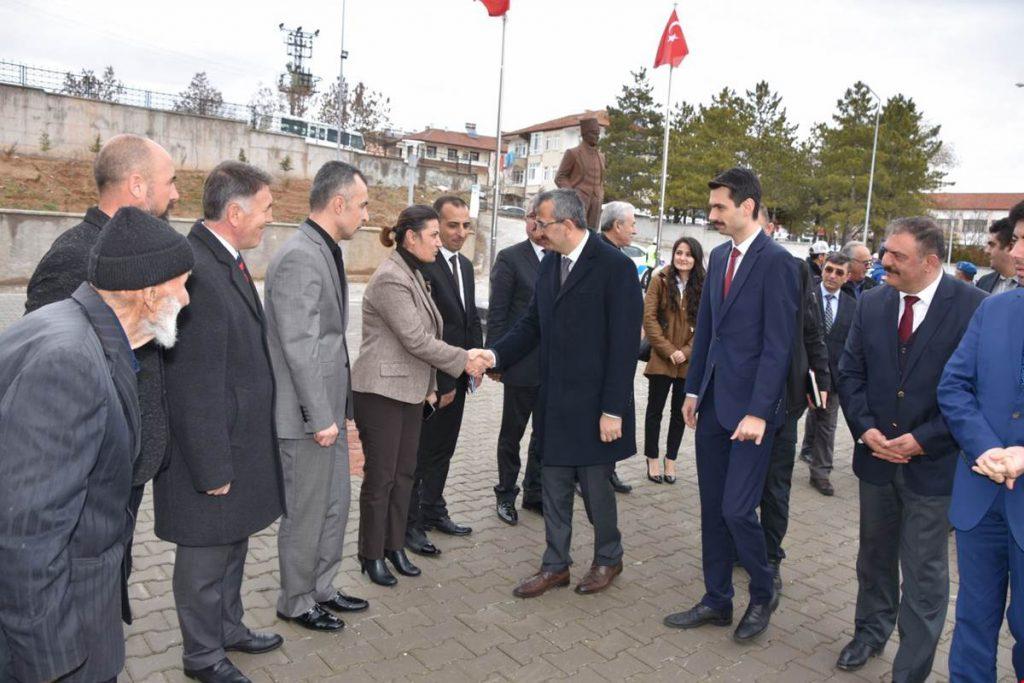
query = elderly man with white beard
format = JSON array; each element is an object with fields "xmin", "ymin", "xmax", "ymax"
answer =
[{"xmin": 0, "ymin": 206, "xmax": 193, "ymax": 683}]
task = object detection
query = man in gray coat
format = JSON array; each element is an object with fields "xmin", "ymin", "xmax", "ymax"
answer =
[
  {"xmin": 265, "ymin": 162, "xmax": 370, "ymax": 631},
  {"xmin": 0, "ymin": 207, "xmax": 192, "ymax": 683}
]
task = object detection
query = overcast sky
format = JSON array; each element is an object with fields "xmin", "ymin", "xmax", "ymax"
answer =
[{"xmin": 2, "ymin": 0, "xmax": 1021, "ymax": 191}]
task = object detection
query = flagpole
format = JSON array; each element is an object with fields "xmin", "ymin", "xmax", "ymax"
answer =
[
  {"xmin": 489, "ymin": 13, "xmax": 507, "ymax": 267},
  {"xmin": 655, "ymin": 64, "xmax": 674, "ymax": 263}
]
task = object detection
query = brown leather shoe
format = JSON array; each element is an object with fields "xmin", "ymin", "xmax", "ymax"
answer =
[
  {"xmin": 513, "ymin": 569, "xmax": 570, "ymax": 598},
  {"xmin": 574, "ymin": 562, "xmax": 623, "ymax": 595}
]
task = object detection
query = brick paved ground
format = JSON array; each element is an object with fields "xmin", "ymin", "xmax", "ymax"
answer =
[{"xmin": 0, "ymin": 283, "xmax": 1016, "ymax": 682}]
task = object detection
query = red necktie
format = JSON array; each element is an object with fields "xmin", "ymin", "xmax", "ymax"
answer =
[
  {"xmin": 898, "ymin": 295, "xmax": 919, "ymax": 344},
  {"xmin": 723, "ymin": 247, "xmax": 741, "ymax": 298},
  {"xmin": 236, "ymin": 254, "xmax": 252, "ymax": 283}
]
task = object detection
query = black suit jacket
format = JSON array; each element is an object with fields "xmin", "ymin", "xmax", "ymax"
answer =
[
  {"xmin": 486, "ymin": 239, "xmax": 542, "ymax": 387},
  {"xmin": 0, "ymin": 283, "xmax": 138, "ymax": 683},
  {"xmin": 491, "ymin": 233, "xmax": 643, "ymax": 466},
  {"xmin": 786, "ymin": 258, "xmax": 831, "ymax": 412},
  {"xmin": 975, "ymin": 270, "xmax": 1016, "ymax": 294},
  {"xmin": 841, "ymin": 276, "xmax": 877, "ymax": 300},
  {"xmin": 156, "ymin": 223, "xmax": 284, "ymax": 546},
  {"xmin": 811, "ymin": 284, "xmax": 856, "ymax": 383},
  {"xmin": 421, "ymin": 251, "xmax": 483, "ymax": 394},
  {"xmin": 838, "ymin": 274, "xmax": 987, "ymax": 495}
]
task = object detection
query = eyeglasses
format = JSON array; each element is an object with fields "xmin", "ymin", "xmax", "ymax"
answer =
[
  {"xmin": 823, "ymin": 265, "xmax": 848, "ymax": 276},
  {"xmin": 535, "ymin": 219, "xmax": 564, "ymax": 230}
]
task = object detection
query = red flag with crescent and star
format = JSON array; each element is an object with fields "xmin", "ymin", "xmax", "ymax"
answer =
[
  {"xmin": 654, "ymin": 9, "xmax": 689, "ymax": 68},
  {"xmin": 479, "ymin": 0, "xmax": 509, "ymax": 16}
]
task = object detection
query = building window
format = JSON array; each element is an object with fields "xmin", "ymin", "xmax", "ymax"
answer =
[
  {"xmin": 543, "ymin": 166, "xmax": 552, "ymax": 181},
  {"xmin": 528, "ymin": 163, "xmax": 539, "ymax": 182},
  {"xmin": 447, "ymin": 148, "xmax": 458, "ymax": 161},
  {"xmin": 425, "ymin": 145, "xmax": 437, "ymax": 159},
  {"xmin": 516, "ymin": 142, "xmax": 528, "ymax": 158},
  {"xmin": 530, "ymin": 133, "xmax": 541, "ymax": 153},
  {"xmin": 511, "ymin": 169, "xmax": 524, "ymax": 184},
  {"xmin": 470, "ymin": 151, "xmax": 480, "ymax": 162}
]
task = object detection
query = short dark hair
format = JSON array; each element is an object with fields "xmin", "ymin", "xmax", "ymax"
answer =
[
  {"xmin": 536, "ymin": 188, "xmax": 588, "ymax": 230},
  {"xmin": 309, "ymin": 161, "xmax": 367, "ymax": 211},
  {"xmin": 708, "ymin": 167, "xmax": 761, "ymax": 219},
  {"xmin": 433, "ymin": 195, "xmax": 468, "ymax": 215},
  {"xmin": 988, "ymin": 217, "xmax": 1014, "ymax": 249},
  {"xmin": 888, "ymin": 216, "xmax": 945, "ymax": 258},
  {"xmin": 1009, "ymin": 200, "xmax": 1024, "ymax": 228},
  {"xmin": 380, "ymin": 204, "xmax": 438, "ymax": 248},
  {"xmin": 203, "ymin": 161, "xmax": 272, "ymax": 221},
  {"xmin": 825, "ymin": 252, "xmax": 851, "ymax": 268}
]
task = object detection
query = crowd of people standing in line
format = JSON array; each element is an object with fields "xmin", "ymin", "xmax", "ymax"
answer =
[{"xmin": 1, "ymin": 132, "xmax": 1023, "ymax": 683}]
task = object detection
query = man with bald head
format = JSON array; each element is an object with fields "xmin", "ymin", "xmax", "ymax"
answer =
[{"xmin": 24, "ymin": 133, "xmax": 180, "ymax": 626}]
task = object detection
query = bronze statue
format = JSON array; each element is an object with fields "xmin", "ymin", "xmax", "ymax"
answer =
[{"xmin": 555, "ymin": 117, "xmax": 605, "ymax": 230}]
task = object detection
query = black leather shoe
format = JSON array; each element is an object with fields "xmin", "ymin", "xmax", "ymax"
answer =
[
  {"xmin": 811, "ymin": 478, "xmax": 835, "ymax": 496},
  {"xmin": 799, "ymin": 450, "xmax": 812, "ymax": 464},
  {"xmin": 663, "ymin": 603, "xmax": 733, "ymax": 629},
  {"xmin": 360, "ymin": 556, "xmax": 397, "ymax": 586},
  {"xmin": 184, "ymin": 658, "xmax": 250, "ymax": 683},
  {"xmin": 733, "ymin": 591, "xmax": 779, "ymax": 642},
  {"xmin": 497, "ymin": 501, "xmax": 518, "ymax": 525},
  {"xmin": 522, "ymin": 500, "xmax": 543, "ymax": 515},
  {"xmin": 836, "ymin": 638, "xmax": 882, "ymax": 671},
  {"xmin": 277, "ymin": 606, "xmax": 343, "ymax": 631},
  {"xmin": 426, "ymin": 516, "xmax": 472, "ymax": 536},
  {"xmin": 663, "ymin": 473, "xmax": 676, "ymax": 484},
  {"xmin": 770, "ymin": 562, "xmax": 782, "ymax": 594},
  {"xmin": 646, "ymin": 459, "xmax": 662, "ymax": 483},
  {"xmin": 405, "ymin": 533, "xmax": 442, "ymax": 556},
  {"xmin": 385, "ymin": 548, "xmax": 421, "ymax": 576},
  {"xmin": 610, "ymin": 472, "xmax": 632, "ymax": 494},
  {"xmin": 224, "ymin": 630, "xmax": 283, "ymax": 654},
  {"xmin": 318, "ymin": 591, "xmax": 368, "ymax": 613}
]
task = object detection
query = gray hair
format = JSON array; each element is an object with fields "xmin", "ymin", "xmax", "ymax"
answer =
[
  {"xmin": 840, "ymin": 240, "xmax": 868, "ymax": 258},
  {"xmin": 600, "ymin": 201, "xmax": 635, "ymax": 232},
  {"xmin": 887, "ymin": 216, "xmax": 945, "ymax": 258},
  {"xmin": 202, "ymin": 161, "xmax": 272, "ymax": 221},
  {"xmin": 536, "ymin": 188, "xmax": 587, "ymax": 231},
  {"xmin": 94, "ymin": 134, "xmax": 156, "ymax": 193},
  {"xmin": 310, "ymin": 161, "xmax": 367, "ymax": 211}
]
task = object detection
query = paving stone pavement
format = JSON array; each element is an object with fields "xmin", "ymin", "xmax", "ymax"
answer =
[{"xmin": 0, "ymin": 283, "xmax": 1015, "ymax": 682}]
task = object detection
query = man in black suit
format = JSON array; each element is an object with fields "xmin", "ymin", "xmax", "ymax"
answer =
[
  {"xmin": 840, "ymin": 241, "xmax": 878, "ymax": 300},
  {"xmin": 836, "ymin": 217, "xmax": 986, "ymax": 677},
  {"xmin": 24, "ymin": 134, "xmax": 180, "ymax": 624},
  {"xmin": 489, "ymin": 188, "xmax": 642, "ymax": 598},
  {"xmin": 405, "ymin": 196, "xmax": 484, "ymax": 555},
  {"xmin": 0, "ymin": 208, "xmax": 192, "ymax": 683},
  {"xmin": 488, "ymin": 204, "xmax": 547, "ymax": 525},
  {"xmin": 976, "ymin": 217, "xmax": 1018, "ymax": 294},
  {"xmin": 158, "ymin": 162, "xmax": 286, "ymax": 683},
  {"xmin": 799, "ymin": 253, "xmax": 856, "ymax": 495}
]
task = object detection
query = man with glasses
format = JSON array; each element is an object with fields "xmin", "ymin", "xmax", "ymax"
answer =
[{"xmin": 841, "ymin": 241, "xmax": 877, "ymax": 300}]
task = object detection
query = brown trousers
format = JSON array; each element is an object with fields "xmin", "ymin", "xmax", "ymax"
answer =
[{"xmin": 354, "ymin": 392, "xmax": 424, "ymax": 559}]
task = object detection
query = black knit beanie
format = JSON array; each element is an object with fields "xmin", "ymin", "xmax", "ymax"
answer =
[{"xmin": 88, "ymin": 207, "xmax": 194, "ymax": 290}]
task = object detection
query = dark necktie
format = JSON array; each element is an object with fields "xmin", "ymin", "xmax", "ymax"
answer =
[
  {"xmin": 449, "ymin": 254, "xmax": 464, "ymax": 309},
  {"xmin": 824, "ymin": 294, "xmax": 835, "ymax": 334},
  {"xmin": 723, "ymin": 247, "xmax": 741, "ymax": 298},
  {"xmin": 235, "ymin": 254, "xmax": 251, "ymax": 283},
  {"xmin": 898, "ymin": 295, "xmax": 920, "ymax": 344},
  {"xmin": 560, "ymin": 256, "xmax": 572, "ymax": 285}
]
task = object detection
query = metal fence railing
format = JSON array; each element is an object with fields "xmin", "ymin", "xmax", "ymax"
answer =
[{"xmin": 0, "ymin": 60, "xmax": 253, "ymax": 123}]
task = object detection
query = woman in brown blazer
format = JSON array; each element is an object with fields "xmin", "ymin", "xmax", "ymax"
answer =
[
  {"xmin": 351, "ymin": 205, "xmax": 485, "ymax": 586},
  {"xmin": 643, "ymin": 236, "xmax": 705, "ymax": 484}
]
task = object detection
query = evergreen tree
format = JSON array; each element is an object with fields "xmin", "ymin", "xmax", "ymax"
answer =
[
  {"xmin": 175, "ymin": 72, "xmax": 224, "ymax": 117},
  {"xmin": 603, "ymin": 68, "xmax": 663, "ymax": 212}
]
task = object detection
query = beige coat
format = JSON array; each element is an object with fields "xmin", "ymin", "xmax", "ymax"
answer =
[
  {"xmin": 643, "ymin": 268, "xmax": 695, "ymax": 379},
  {"xmin": 351, "ymin": 251, "xmax": 468, "ymax": 404}
]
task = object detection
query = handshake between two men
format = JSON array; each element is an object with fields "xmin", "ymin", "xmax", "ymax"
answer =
[{"xmin": 465, "ymin": 348, "xmax": 496, "ymax": 380}]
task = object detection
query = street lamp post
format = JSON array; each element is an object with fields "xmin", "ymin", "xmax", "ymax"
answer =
[
  {"xmin": 335, "ymin": 0, "xmax": 348, "ymax": 160},
  {"xmin": 863, "ymin": 86, "xmax": 882, "ymax": 243}
]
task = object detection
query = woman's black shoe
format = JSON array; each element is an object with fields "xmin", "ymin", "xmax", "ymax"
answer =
[
  {"xmin": 664, "ymin": 474, "xmax": 676, "ymax": 484},
  {"xmin": 385, "ymin": 549, "xmax": 421, "ymax": 577},
  {"xmin": 646, "ymin": 459, "xmax": 663, "ymax": 483},
  {"xmin": 359, "ymin": 556, "xmax": 397, "ymax": 586}
]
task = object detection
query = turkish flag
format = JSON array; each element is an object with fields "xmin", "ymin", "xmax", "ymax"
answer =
[
  {"xmin": 479, "ymin": 0, "xmax": 509, "ymax": 16},
  {"xmin": 654, "ymin": 9, "xmax": 689, "ymax": 68}
]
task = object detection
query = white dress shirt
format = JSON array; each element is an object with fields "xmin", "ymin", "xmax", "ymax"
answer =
[
  {"xmin": 203, "ymin": 223, "xmax": 239, "ymax": 259},
  {"xmin": 898, "ymin": 270, "xmax": 943, "ymax": 335},
  {"xmin": 530, "ymin": 240, "xmax": 545, "ymax": 261},
  {"xmin": 992, "ymin": 274, "xmax": 1019, "ymax": 295},
  {"xmin": 439, "ymin": 245, "xmax": 465, "ymax": 309},
  {"xmin": 820, "ymin": 283, "xmax": 841, "ymax": 324},
  {"xmin": 562, "ymin": 228, "xmax": 590, "ymax": 272},
  {"xmin": 727, "ymin": 228, "xmax": 761, "ymax": 278}
]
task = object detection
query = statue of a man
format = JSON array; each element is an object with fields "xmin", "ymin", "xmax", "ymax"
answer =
[{"xmin": 555, "ymin": 117, "xmax": 605, "ymax": 230}]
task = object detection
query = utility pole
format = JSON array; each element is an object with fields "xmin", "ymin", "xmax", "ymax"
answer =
[
  {"xmin": 862, "ymin": 86, "xmax": 882, "ymax": 243},
  {"xmin": 278, "ymin": 24, "xmax": 320, "ymax": 118},
  {"xmin": 336, "ymin": 0, "xmax": 348, "ymax": 159}
]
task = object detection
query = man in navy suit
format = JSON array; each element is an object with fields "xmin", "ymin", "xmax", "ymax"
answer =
[
  {"xmin": 663, "ymin": 168, "xmax": 800, "ymax": 641},
  {"xmin": 836, "ymin": 217, "xmax": 986, "ymax": 678},
  {"xmin": 487, "ymin": 188, "xmax": 642, "ymax": 599},
  {"xmin": 938, "ymin": 200, "xmax": 1024, "ymax": 680},
  {"xmin": 799, "ymin": 252, "xmax": 856, "ymax": 495}
]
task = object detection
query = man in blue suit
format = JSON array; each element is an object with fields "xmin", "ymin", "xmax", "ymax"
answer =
[
  {"xmin": 487, "ymin": 188, "xmax": 643, "ymax": 599},
  {"xmin": 938, "ymin": 200, "xmax": 1024, "ymax": 680},
  {"xmin": 836, "ymin": 216, "xmax": 986, "ymax": 679},
  {"xmin": 663, "ymin": 167, "xmax": 800, "ymax": 641}
]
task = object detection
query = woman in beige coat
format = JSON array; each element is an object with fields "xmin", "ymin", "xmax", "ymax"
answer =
[
  {"xmin": 643, "ymin": 236, "xmax": 705, "ymax": 483},
  {"xmin": 351, "ymin": 205, "xmax": 484, "ymax": 586}
]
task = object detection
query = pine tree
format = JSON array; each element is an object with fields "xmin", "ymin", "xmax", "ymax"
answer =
[
  {"xmin": 603, "ymin": 68, "xmax": 663, "ymax": 212},
  {"xmin": 175, "ymin": 72, "xmax": 224, "ymax": 117}
]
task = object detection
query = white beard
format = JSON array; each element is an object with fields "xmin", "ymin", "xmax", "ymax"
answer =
[{"xmin": 142, "ymin": 296, "xmax": 183, "ymax": 348}]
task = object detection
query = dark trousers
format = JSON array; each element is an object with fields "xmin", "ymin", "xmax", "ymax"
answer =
[
  {"xmin": 800, "ymin": 394, "xmax": 840, "ymax": 482},
  {"xmin": 408, "ymin": 385, "xmax": 467, "ymax": 530},
  {"xmin": 121, "ymin": 482, "xmax": 146, "ymax": 624},
  {"xmin": 760, "ymin": 407, "xmax": 803, "ymax": 566},
  {"xmin": 173, "ymin": 539, "xmax": 249, "ymax": 670},
  {"xmin": 494, "ymin": 384, "xmax": 542, "ymax": 506},
  {"xmin": 644, "ymin": 374, "xmax": 687, "ymax": 459},
  {"xmin": 541, "ymin": 462, "xmax": 623, "ymax": 572},
  {"xmin": 855, "ymin": 470, "xmax": 949, "ymax": 683},
  {"xmin": 950, "ymin": 488, "xmax": 1024, "ymax": 680},
  {"xmin": 354, "ymin": 392, "xmax": 423, "ymax": 560},
  {"xmin": 695, "ymin": 387, "xmax": 775, "ymax": 610}
]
